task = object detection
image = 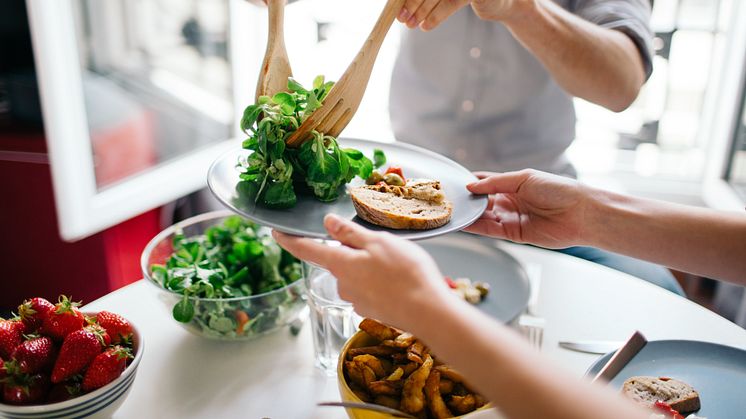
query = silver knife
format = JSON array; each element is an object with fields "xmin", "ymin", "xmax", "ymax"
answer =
[
  {"xmin": 559, "ymin": 340, "xmax": 624, "ymax": 354},
  {"xmin": 591, "ymin": 331, "xmax": 647, "ymax": 383}
]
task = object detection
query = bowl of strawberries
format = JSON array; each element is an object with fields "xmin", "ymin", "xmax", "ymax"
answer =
[{"xmin": 0, "ymin": 296, "xmax": 143, "ymax": 419}]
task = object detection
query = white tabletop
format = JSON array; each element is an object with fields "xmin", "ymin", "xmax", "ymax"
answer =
[{"xmin": 83, "ymin": 242, "xmax": 746, "ymax": 419}]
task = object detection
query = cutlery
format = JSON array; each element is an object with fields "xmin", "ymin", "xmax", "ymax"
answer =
[
  {"xmin": 559, "ymin": 340, "xmax": 624, "ymax": 354},
  {"xmin": 591, "ymin": 331, "xmax": 647, "ymax": 383},
  {"xmin": 285, "ymin": 0, "xmax": 405, "ymax": 147},
  {"xmin": 256, "ymin": 0, "xmax": 292, "ymax": 100},
  {"xmin": 518, "ymin": 263, "xmax": 544, "ymax": 350},
  {"xmin": 318, "ymin": 401, "xmax": 415, "ymax": 418}
]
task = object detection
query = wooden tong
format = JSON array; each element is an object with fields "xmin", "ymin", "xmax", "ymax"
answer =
[
  {"xmin": 256, "ymin": 0, "xmax": 293, "ymax": 100},
  {"xmin": 256, "ymin": 0, "xmax": 405, "ymax": 147}
]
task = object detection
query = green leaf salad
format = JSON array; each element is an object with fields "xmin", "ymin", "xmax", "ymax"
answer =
[
  {"xmin": 238, "ymin": 76, "xmax": 385, "ymax": 208},
  {"xmin": 150, "ymin": 216, "xmax": 305, "ymax": 339}
]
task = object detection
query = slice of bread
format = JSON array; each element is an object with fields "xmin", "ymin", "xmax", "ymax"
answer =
[
  {"xmin": 622, "ymin": 376, "xmax": 701, "ymax": 414},
  {"xmin": 350, "ymin": 180, "xmax": 453, "ymax": 230}
]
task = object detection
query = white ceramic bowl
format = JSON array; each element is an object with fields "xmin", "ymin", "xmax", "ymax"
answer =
[{"xmin": 0, "ymin": 312, "xmax": 144, "ymax": 419}]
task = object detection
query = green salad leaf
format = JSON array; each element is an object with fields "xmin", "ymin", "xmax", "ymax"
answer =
[
  {"xmin": 238, "ymin": 76, "xmax": 385, "ymax": 208},
  {"xmin": 150, "ymin": 216, "xmax": 304, "ymax": 337}
]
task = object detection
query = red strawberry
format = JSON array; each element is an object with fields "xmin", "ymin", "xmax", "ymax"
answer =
[
  {"xmin": 47, "ymin": 380, "xmax": 82, "ymax": 403},
  {"xmin": 96, "ymin": 311, "xmax": 133, "ymax": 345},
  {"xmin": 2, "ymin": 373, "xmax": 49, "ymax": 405},
  {"xmin": 41, "ymin": 296, "xmax": 85, "ymax": 341},
  {"xmin": 18, "ymin": 298, "xmax": 54, "ymax": 332},
  {"xmin": 82, "ymin": 346, "xmax": 132, "ymax": 391},
  {"xmin": 11, "ymin": 336, "xmax": 56, "ymax": 374},
  {"xmin": 0, "ymin": 319, "xmax": 25, "ymax": 359},
  {"xmin": 51, "ymin": 325, "xmax": 109, "ymax": 383}
]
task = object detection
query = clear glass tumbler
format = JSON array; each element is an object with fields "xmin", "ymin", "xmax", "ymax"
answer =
[{"xmin": 304, "ymin": 264, "xmax": 361, "ymax": 375}]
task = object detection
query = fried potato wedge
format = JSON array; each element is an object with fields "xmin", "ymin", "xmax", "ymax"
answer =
[
  {"xmin": 348, "ymin": 345, "xmax": 401, "ymax": 359},
  {"xmin": 360, "ymin": 318, "xmax": 401, "ymax": 341},
  {"xmin": 434, "ymin": 365, "xmax": 467, "ymax": 384},
  {"xmin": 383, "ymin": 332, "xmax": 416, "ymax": 348},
  {"xmin": 369, "ymin": 379, "xmax": 403, "ymax": 396},
  {"xmin": 374, "ymin": 395, "xmax": 401, "ymax": 410},
  {"xmin": 447, "ymin": 394, "xmax": 477, "ymax": 416},
  {"xmin": 425, "ymin": 370, "xmax": 453, "ymax": 419},
  {"xmin": 439, "ymin": 379, "xmax": 454, "ymax": 395},
  {"xmin": 400, "ymin": 354, "xmax": 434, "ymax": 414},
  {"xmin": 353, "ymin": 354, "xmax": 386, "ymax": 378}
]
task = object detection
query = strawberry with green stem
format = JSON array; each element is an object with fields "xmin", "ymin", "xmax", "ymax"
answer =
[
  {"xmin": 18, "ymin": 298, "xmax": 54, "ymax": 332},
  {"xmin": 42, "ymin": 296, "xmax": 85, "ymax": 341},
  {"xmin": 51, "ymin": 325, "xmax": 110, "ymax": 384},
  {"xmin": 82, "ymin": 346, "xmax": 132, "ymax": 391},
  {"xmin": 96, "ymin": 311, "xmax": 133, "ymax": 345},
  {"xmin": 2, "ymin": 373, "xmax": 49, "ymax": 405},
  {"xmin": 11, "ymin": 336, "xmax": 56, "ymax": 374},
  {"xmin": 0, "ymin": 318, "xmax": 25, "ymax": 359}
]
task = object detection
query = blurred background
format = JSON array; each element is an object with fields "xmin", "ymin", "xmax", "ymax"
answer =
[{"xmin": 0, "ymin": 0, "xmax": 744, "ymax": 325}]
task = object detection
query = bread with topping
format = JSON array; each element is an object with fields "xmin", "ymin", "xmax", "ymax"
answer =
[
  {"xmin": 349, "ymin": 180, "xmax": 452, "ymax": 230},
  {"xmin": 622, "ymin": 376, "xmax": 700, "ymax": 414}
]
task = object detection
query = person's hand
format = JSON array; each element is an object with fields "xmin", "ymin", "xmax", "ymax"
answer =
[
  {"xmin": 464, "ymin": 169, "xmax": 592, "ymax": 249},
  {"xmin": 272, "ymin": 214, "xmax": 452, "ymax": 331},
  {"xmin": 397, "ymin": 0, "xmax": 531, "ymax": 31}
]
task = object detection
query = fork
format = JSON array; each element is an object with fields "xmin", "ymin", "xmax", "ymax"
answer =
[
  {"xmin": 285, "ymin": 0, "xmax": 406, "ymax": 147},
  {"xmin": 519, "ymin": 264, "xmax": 545, "ymax": 350},
  {"xmin": 255, "ymin": 0, "xmax": 293, "ymax": 100}
]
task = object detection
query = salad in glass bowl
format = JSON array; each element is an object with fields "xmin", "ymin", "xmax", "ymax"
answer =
[{"xmin": 141, "ymin": 211, "xmax": 306, "ymax": 340}]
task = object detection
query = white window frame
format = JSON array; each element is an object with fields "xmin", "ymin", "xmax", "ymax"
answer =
[
  {"xmin": 701, "ymin": 0, "xmax": 746, "ymax": 211},
  {"xmin": 25, "ymin": 0, "xmax": 265, "ymax": 241}
]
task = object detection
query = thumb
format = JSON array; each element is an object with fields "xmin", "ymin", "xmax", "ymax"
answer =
[
  {"xmin": 324, "ymin": 214, "xmax": 377, "ymax": 249},
  {"xmin": 466, "ymin": 170, "xmax": 532, "ymax": 195}
]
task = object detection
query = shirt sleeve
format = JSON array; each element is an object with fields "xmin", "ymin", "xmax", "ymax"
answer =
[{"xmin": 570, "ymin": 0, "xmax": 654, "ymax": 80}]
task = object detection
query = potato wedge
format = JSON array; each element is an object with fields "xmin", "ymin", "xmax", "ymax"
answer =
[
  {"xmin": 353, "ymin": 354, "xmax": 386, "ymax": 378},
  {"xmin": 400, "ymin": 354, "xmax": 434, "ymax": 414},
  {"xmin": 359, "ymin": 318, "xmax": 400, "ymax": 341}
]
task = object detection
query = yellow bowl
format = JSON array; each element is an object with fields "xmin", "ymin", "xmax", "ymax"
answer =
[{"xmin": 337, "ymin": 330, "xmax": 491, "ymax": 419}]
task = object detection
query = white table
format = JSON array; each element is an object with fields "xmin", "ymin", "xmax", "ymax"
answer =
[{"xmin": 83, "ymin": 243, "xmax": 746, "ymax": 419}]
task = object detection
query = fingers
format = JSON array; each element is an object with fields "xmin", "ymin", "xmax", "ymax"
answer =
[
  {"xmin": 466, "ymin": 170, "xmax": 533, "ymax": 195},
  {"xmin": 420, "ymin": 0, "xmax": 469, "ymax": 31},
  {"xmin": 272, "ymin": 230, "xmax": 351, "ymax": 268},
  {"xmin": 399, "ymin": 0, "xmax": 424, "ymax": 25},
  {"xmin": 407, "ymin": 0, "xmax": 439, "ymax": 28},
  {"xmin": 462, "ymin": 218, "xmax": 509, "ymax": 239},
  {"xmin": 324, "ymin": 214, "xmax": 379, "ymax": 249}
]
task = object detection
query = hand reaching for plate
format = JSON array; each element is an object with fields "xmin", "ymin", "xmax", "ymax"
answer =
[
  {"xmin": 464, "ymin": 169, "xmax": 591, "ymax": 249},
  {"xmin": 272, "ymin": 214, "xmax": 452, "ymax": 332}
]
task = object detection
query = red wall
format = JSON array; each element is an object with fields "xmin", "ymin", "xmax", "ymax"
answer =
[{"xmin": 0, "ymin": 129, "xmax": 160, "ymax": 309}]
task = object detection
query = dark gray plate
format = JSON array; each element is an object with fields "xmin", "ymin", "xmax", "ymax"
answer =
[
  {"xmin": 207, "ymin": 138, "xmax": 488, "ymax": 240},
  {"xmin": 419, "ymin": 233, "xmax": 530, "ymax": 323},
  {"xmin": 586, "ymin": 340, "xmax": 746, "ymax": 418}
]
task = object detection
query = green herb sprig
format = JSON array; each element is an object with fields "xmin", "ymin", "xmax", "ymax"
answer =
[{"xmin": 238, "ymin": 76, "xmax": 386, "ymax": 208}]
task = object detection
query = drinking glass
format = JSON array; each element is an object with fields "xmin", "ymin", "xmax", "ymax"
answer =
[{"xmin": 304, "ymin": 263, "xmax": 361, "ymax": 375}]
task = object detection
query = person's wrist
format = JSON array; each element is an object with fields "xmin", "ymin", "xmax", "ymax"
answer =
[{"xmin": 582, "ymin": 185, "xmax": 623, "ymax": 250}]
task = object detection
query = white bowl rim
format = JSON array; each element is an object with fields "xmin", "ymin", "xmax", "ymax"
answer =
[
  {"xmin": 140, "ymin": 209, "xmax": 305, "ymax": 302},
  {"xmin": 0, "ymin": 312, "xmax": 144, "ymax": 413}
]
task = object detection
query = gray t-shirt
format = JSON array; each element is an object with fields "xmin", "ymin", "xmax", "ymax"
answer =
[{"xmin": 389, "ymin": 0, "xmax": 653, "ymax": 176}]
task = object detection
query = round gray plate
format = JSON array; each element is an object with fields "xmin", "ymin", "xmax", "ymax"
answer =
[
  {"xmin": 419, "ymin": 233, "xmax": 530, "ymax": 323},
  {"xmin": 586, "ymin": 340, "xmax": 746, "ymax": 418},
  {"xmin": 207, "ymin": 138, "xmax": 488, "ymax": 240}
]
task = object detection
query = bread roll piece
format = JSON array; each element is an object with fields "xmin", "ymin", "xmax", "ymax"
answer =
[
  {"xmin": 350, "ymin": 180, "xmax": 452, "ymax": 230},
  {"xmin": 622, "ymin": 376, "xmax": 701, "ymax": 414}
]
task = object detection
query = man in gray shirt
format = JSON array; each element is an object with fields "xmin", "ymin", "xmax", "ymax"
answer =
[{"xmin": 390, "ymin": 0, "xmax": 683, "ymax": 294}]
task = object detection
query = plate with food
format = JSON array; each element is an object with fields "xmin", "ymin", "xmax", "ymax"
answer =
[
  {"xmin": 585, "ymin": 340, "xmax": 746, "ymax": 418},
  {"xmin": 419, "ymin": 233, "xmax": 530, "ymax": 324},
  {"xmin": 207, "ymin": 77, "xmax": 487, "ymax": 240}
]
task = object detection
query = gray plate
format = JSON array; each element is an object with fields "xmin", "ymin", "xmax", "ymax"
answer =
[
  {"xmin": 585, "ymin": 340, "xmax": 746, "ymax": 418},
  {"xmin": 419, "ymin": 233, "xmax": 530, "ymax": 323},
  {"xmin": 207, "ymin": 138, "xmax": 488, "ymax": 240}
]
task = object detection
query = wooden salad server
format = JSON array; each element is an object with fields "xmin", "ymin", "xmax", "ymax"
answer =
[
  {"xmin": 256, "ymin": 0, "xmax": 293, "ymax": 100},
  {"xmin": 285, "ymin": 0, "xmax": 406, "ymax": 147}
]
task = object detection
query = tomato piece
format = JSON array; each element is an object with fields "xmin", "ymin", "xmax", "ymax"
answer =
[
  {"xmin": 653, "ymin": 401, "xmax": 685, "ymax": 419},
  {"xmin": 385, "ymin": 166, "xmax": 405, "ymax": 183},
  {"xmin": 444, "ymin": 276, "xmax": 458, "ymax": 289}
]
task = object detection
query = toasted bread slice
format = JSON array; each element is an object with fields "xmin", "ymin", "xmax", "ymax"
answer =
[
  {"xmin": 350, "ymin": 180, "xmax": 452, "ymax": 230},
  {"xmin": 622, "ymin": 376, "xmax": 701, "ymax": 414}
]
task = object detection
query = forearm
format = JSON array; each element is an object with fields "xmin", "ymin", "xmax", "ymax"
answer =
[
  {"xmin": 586, "ymin": 189, "xmax": 746, "ymax": 284},
  {"xmin": 409, "ymin": 294, "xmax": 649, "ymax": 419},
  {"xmin": 500, "ymin": 0, "xmax": 645, "ymax": 112}
]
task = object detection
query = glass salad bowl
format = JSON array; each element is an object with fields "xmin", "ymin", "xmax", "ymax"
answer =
[{"xmin": 141, "ymin": 210, "xmax": 307, "ymax": 341}]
